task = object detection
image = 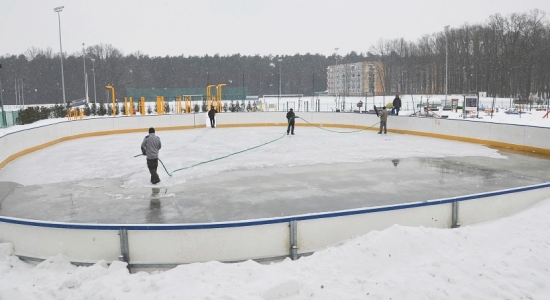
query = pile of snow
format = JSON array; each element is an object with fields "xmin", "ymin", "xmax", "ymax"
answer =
[{"xmin": 1, "ymin": 198, "xmax": 550, "ymax": 299}]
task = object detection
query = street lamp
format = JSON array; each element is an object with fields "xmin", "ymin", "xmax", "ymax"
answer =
[
  {"xmin": 278, "ymin": 58, "xmax": 283, "ymax": 110},
  {"xmin": 91, "ymin": 58, "xmax": 97, "ymax": 104},
  {"xmin": 369, "ymin": 63, "xmax": 374, "ymax": 112},
  {"xmin": 0, "ymin": 63, "xmax": 5, "ymax": 126},
  {"xmin": 445, "ymin": 25, "xmax": 449, "ymax": 105},
  {"xmin": 54, "ymin": 6, "xmax": 66, "ymax": 105},
  {"xmin": 334, "ymin": 47, "xmax": 339, "ymax": 108},
  {"xmin": 82, "ymin": 43, "xmax": 89, "ymax": 103}
]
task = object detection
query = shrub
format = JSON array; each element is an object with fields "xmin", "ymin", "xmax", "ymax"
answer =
[{"xmin": 98, "ymin": 102, "xmax": 107, "ymax": 116}]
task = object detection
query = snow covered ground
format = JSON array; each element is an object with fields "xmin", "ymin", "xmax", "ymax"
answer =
[{"xmin": 1, "ymin": 105, "xmax": 550, "ymax": 299}]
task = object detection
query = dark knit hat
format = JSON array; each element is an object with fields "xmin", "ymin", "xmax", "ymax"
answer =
[{"xmin": 149, "ymin": 127, "xmax": 155, "ymax": 134}]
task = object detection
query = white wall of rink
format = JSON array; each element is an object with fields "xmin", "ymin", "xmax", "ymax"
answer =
[{"xmin": 1, "ymin": 112, "xmax": 549, "ymax": 270}]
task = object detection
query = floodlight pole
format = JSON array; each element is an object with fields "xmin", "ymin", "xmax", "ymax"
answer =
[
  {"xmin": 54, "ymin": 6, "xmax": 66, "ymax": 105},
  {"xmin": 91, "ymin": 58, "xmax": 97, "ymax": 104},
  {"xmin": 83, "ymin": 43, "xmax": 89, "ymax": 103},
  {"xmin": 445, "ymin": 25, "xmax": 449, "ymax": 105},
  {"xmin": 278, "ymin": 58, "xmax": 283, "ymax": 111},
  {"xmin": 0, "ymin": 63, "xmax": 5, "ymax": 126},
  {"xmin": 335, "ymin": 48, "xmax": 339, "ymax": 108}
]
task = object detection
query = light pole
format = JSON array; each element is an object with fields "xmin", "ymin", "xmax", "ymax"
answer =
[
  {"xmin": 334, "ymin": 47, "xmax": 339, "ymax": 109},
  {"xmin": 369, "ymin": 63, "xmax": 374, "ymax": 112},
  {"xmin": 278, "ymin": 58, "xmax": 282, "ymax": 110},
  {"xmin": 82, "ymin": 43, "xmax": 89, "ymax": 103},
  {"xmin": 54, "ymin": 6, "xmax": 66, "ymax": 105},
  {"xmin": 445, "ymin": 25, "xmax": 449, "ymax": 106},
  {"xmin": 91, "ymin": 58, "xmax": 97, "ymax": 104},
  {"xmin": 0, "ymin": 63, "xmax": 5, "ymax": 126}
]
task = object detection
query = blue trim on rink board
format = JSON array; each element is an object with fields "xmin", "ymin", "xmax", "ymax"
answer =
[{"xmin": 2, "ymin": 182, "xmax": 549, "ymax": 231}]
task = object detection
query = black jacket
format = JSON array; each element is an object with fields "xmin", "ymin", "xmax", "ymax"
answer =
[
  {"xmin": 392, "ymin": 97, "xmax": 402, "ymax": 108},
  {"xmin": 286, "ymin": 111, "xmax": 295, "ymax": 123},
  {"xmin": 208, "ymin": 108, "xmax": 217, "ymax": 118}
]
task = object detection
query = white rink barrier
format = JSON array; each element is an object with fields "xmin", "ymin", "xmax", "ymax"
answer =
[{"xmin": 1, "ymin": 112, "xmax": 550, "ymax": 270}]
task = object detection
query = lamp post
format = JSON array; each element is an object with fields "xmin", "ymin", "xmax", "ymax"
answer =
[
  {"xmin": 278, "ymin": 58, "xmax": 283, "ymax": 110},
  {"xmin": 369, "ymin": 63, "xmax": 374, "ymax": 112},
  {"xmin": 334, "ymin": 47, "xmax": 339, "ymax": 109},
  {"xmin": 0, "ymin": 63, "xmax": 5, "ymax": 127},
  {"xmin": 82, "ymin": 43, "xmax": 89, "ymax": 103},
  {"xmin": 91, "ymin": 58, "xmax": 97, "ymax": 104},
  {"xmin": 54, "ymin": 6, "xmax": 66, "ymax": 105},
  {"xmin": 445, "ymin": 25, "xmax": 449, "ymax": 105}
]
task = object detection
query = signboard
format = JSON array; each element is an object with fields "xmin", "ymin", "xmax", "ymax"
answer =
[
  {"xmin": 465, "ymin": 97, "xmax": 477, "ymax": 108},
  {"xmin": 464, "ymin": 96, "xmax": 478, "ymax": 116}
]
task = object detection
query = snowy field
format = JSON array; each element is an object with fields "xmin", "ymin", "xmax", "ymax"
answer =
[{"xmin": 1, "ymin": 106, "xmax": 550, "ymax": 299}]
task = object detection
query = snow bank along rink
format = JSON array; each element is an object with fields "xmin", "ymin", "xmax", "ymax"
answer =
[{"xmin": 1, "ymin": 198, "xmax": 550, "ymax": 300}]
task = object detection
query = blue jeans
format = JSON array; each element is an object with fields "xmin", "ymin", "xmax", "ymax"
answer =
[{"xmin": 391, "ymin": 107, "xmax": 400, "ymax": 115}]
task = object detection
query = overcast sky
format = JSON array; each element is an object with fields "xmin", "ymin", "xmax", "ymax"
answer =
[{"xmin": 1, "ymin": 0, "xmax": 549, "ymax": 58}]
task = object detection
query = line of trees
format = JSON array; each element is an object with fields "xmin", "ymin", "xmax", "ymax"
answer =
[
  {"xmin": 1, "ymin": 9, "xmax": 548, "ymax": 106},
  {"xmin": 370, "ymin": 9, "xmax": 550, "ymax": 101}
]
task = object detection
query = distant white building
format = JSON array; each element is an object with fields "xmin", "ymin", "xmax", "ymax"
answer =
[{"xmin": 327, "ymin": 61, "xmax": 385, "ymax": 97}]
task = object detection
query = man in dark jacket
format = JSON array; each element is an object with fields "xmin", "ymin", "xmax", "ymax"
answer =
[
  {"xmin": 141, "ymin": 127, "xmax": 162, "ymax": 184},
  {"xmin": 392, "ymin": 95, "xmax": 402, "ymax": 115},
  {"xmin": 286, "ymin": 108, "xmax": 296, "ymax": 135},
  {"xmin": 208, "ymin": 106, "xmax": 218, "ymax": 128}
]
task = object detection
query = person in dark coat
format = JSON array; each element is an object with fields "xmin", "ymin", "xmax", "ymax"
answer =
[
  {"xmin": 208, "ymin": 106, "xmax": 218, "ymax": 128},
  {"xmin": 392, "ymin": 95, "xmax": 402, "ymax": 115},
  {"xmin": 286, "ymin": 108, "xmax": 296, "ymax": 135},
  {"xmin": 141, "ymin": 127, "xmax": 162, "ymax": 184},
  {"xmin": 378, "ymin": 107, "xmax": 388, "ymax": 134}
]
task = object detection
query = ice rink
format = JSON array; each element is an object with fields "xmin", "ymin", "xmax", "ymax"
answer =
[{"xmin": 1, "ymin": 125, "xmax": 550, "ymax": 224}]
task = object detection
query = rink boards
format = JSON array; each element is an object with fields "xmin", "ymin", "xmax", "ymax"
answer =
[{"xmin": 1, "ymin": 112, "xmax": 550, "ymax": 269}]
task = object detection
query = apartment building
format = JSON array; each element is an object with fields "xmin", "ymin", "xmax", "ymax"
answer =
[{"xmin": 326, "ymin": 61, "xmax": 385, "ymax": 97}]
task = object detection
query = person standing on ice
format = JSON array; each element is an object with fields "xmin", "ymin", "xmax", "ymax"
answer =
[
  {"xmin": 141, "ymin": 127, "xmax": 162, "ymax": 184},
  {"xmin": 378, "ymin": 106, "xmax": 388, "ymax": 134},
  {"xmin": 286, "ymin": 108, "xmax": 296, "ymax": 135},
  {"xmin": 208, "ymin": 106, "xmax": 218, "ymax": 128},
  {"xmin": 392, "ymin": 95, "xmax": 402, "ymax": 115}
]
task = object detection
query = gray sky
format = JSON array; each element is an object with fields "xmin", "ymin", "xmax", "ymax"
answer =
[{"xmin": 1, "ymin": 0, "xmax": 549, "ymax": 58}]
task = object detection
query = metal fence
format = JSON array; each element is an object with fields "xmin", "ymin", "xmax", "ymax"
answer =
[{"xmin": 0, "ymin": 110, "xmax": 20, "ymax": 128}]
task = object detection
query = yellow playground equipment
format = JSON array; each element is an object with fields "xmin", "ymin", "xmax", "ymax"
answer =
[
  {"xmin": 124, "ymin": 97, "xmax": 134, "ymax": 116},
  {"xmin": 67, "ymin": 107, "xmax": 84, "ymax": 121},
  {"xmin": 105, "ymin": 84, "xmax": 226, "ymax": 116},
  {"xmin": 139, "ymin": 97, "xmax": 146, "ymax": 115},
  {"xmin": 175, "ymin": 96, "xmax": 183, "ymax": 114},
  {"xmin": 155, "ymin": 96, "xmax": 165, "ymax": 115},
  {"xmin": 105, "ymin": 85, "xmax": 117, "ymax": 116},
  {"xmin": 206, "ymin": 84, "xmax": 224, "ymax": 111}
]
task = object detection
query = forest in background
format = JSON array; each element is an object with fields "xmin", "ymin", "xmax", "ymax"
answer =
[{"xmin": 1, "ymin": 9, "xmax": 549, "ymax": 106}]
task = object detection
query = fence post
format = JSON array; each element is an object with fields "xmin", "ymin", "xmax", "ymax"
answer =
[
  {"xmin": 119, "ymin": 228, "xmax": 131, "ymax": 270},
  {"xmin": 451, "ymin": 201, "xmax": 460, "ymax": 228},
  {"xmin": 289, "ymin": 220, "xmax": 298, "ymax": 260}
]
